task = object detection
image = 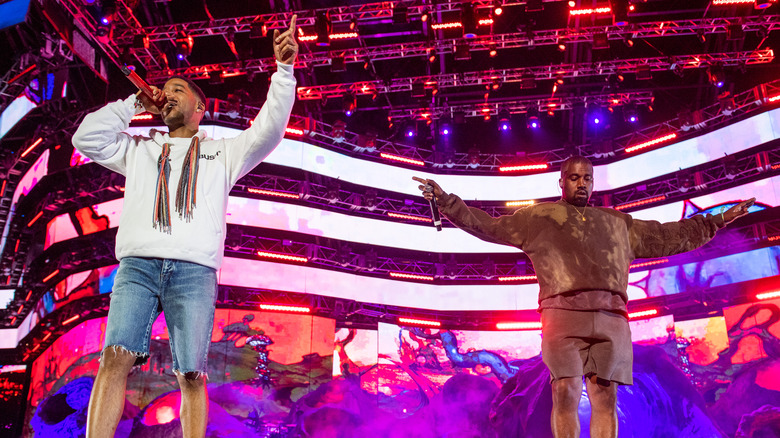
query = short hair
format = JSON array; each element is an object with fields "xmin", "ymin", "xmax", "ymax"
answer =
[
  {"xmin": 560, "ymin": 155, "xmax": 593, "ymax": 177},
  {"xmin": 167, "ymin": 76, "xmax": 208, "ymax": 107}
]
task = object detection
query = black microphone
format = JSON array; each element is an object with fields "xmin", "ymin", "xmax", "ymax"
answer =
[{"xmin": 425, "ymin": 185, "xmax": 442, "ymax": 231}]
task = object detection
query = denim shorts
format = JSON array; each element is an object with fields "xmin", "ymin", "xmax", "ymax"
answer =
[{"xmin": 103, "ymin": 257, "xmax": 218, "ymax": 375}]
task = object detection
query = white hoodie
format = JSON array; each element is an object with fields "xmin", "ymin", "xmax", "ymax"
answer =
[{"xmin": 72, "ymin": 62, "xmax": 296, "ymax": 269}]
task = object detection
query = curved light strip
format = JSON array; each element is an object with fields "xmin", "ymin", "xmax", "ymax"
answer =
[
  {"xmin": 44, "ymin": 176, "xmax": 780, "ymax": 253},
  {"xmin": 178, "ymin": 108, "xmax": 780, "ymax": 200},
  {"xmin": 218, "ymin": 257, "xmax": 539, "ymax": 311}
]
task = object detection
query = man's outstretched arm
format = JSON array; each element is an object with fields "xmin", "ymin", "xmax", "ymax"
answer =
[
  {"xmin": 630, "ymin": 198, "xmax": 755, "ymax": 259},
  {"xmin": 412, "ymin": 176, "xmax": 529, "ymax": 247}
]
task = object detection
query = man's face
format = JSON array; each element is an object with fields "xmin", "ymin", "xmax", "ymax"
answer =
[
  {"xmin": 559, "ymin": 161, "xmax": 593, "ymax": 207},
  {"xmin": 160, "ymin": 78, "xmax": 201, "ymax": 128}
]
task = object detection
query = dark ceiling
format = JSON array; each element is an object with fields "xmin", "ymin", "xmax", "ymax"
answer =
[{"xmin": 2, "ymin": 0, "xmax": 780, "ymax": 156}]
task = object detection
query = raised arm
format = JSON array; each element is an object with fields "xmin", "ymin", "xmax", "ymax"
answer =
[
  {"xmin": 413, "ymin": 177, "xmax": 528, "ymax": 247},
  {"xmin": 71, "ymin": 89, "xmax": 161, "ymax": 175},
  {"xmin": 226, "ymin": 15, "xmax": 298, "ymax": 185},
  {"xmin": 630, "ymin": 198, "xmax": 755, "ymax": 259}
]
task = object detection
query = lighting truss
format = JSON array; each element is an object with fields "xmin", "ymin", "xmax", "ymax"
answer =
[
  {"xmin": 112, "ymin": 0, "xmax": 559, "ymax": 44},
  {"xmin": 136, "ymin": 16, "xmax": 780, "ymax": 80},
  {"xmin": 296, "ymin": 50, "xmax": 771, "ymax": 103},
  {"xmin": 388, "ymin": 92, "xmax": 655, "ymax": 121}
]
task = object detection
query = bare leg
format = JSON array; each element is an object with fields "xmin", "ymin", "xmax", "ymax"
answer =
[
  {"xmin": 551, "ymin": 376, "xmax": 583, "ymax": 438},
  {"xmin": 177, "ymin": 372, "xmax": 208, "ymax": 438},
  {"xmin": 586, "ymin": 375, "xmax": 618, "ymax": 438},
  {"xmin": 86, "ymin": 346, "xmax": 137, "ymax": 438}
]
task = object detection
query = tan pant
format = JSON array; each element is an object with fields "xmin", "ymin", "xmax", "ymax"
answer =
[{"xmin": 541, "ymin": 308, "xmax": 633, "ymax": 385}]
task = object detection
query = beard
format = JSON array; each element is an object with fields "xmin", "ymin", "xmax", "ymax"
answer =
[
  {"xmin": 569, "ymin": 192, "xmax": 589, "ymax": 207},
  {"xmin": 162, "ymin": 110, "xmax": 184, "ymax": 129}
]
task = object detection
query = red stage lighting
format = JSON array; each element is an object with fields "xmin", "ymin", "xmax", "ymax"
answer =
[
  {"xmin": 496, "ymin": 321, "xmax": 542, "ymax": 330},
  {"xmin": 756, "ymin": 290, "xmax": 780, "ymax": 300},
  {"xmin": 630, "ymin": 258, "xmax": 669, "ymax": 269},
  {"xmin": 505, "ymin": 200, "xmax": 535, "ymax": 207},
  {"xmin": 42, "ymin": 269, "xmax": 60, "ymax": 283},
  {"xmin": 256, "ymin": 251, "xmax": 308, "ymax": 263},
  {"xmin": 712, "ymin": 0, "xmax": 754, "ymax": 4},
  {"xmin": 26, "ymin": 211, "xmax": 43, "ymax": 227},
  {"xmin": 398, "ymin": 317, "xmax": 441, "ymax": 327},
  {"xmin": 569, "ymin": 6, "xmax": 612, "ymax": 16},
  {"xmin": 431, "ymin": 22, "xmax": 462, "ymax": 30},
  {"xmin": 63, "ymin": 314, "xmax": 80, "ymax": 325},
  {"xmin": 131, "ymin": 114, "xmax": 154, "ymax": 121},
  {"xmin": 390, "ymin": 272, "xmax": 435, "ymax": 281},
  {"xmin": 628, "ymin": 309, "xmax": 659, "ymax": 319},
  {"xmin": 498, "ymin": 163, "xmax": 549, "ymax": 172},
  {"xmin": 497, "ymin": 275, "xmax": 537, "ymax": 281},
  {"xmin": 615, "ymin": 195, "xmax": 667, "ymax": 210},
  {"xmin": 259, "ymin": 304, "xmax": 311, "ymax": 313},
  {"xmin": 387, "ymin": 212, "xmax": 432, "ymax": 223},
  {"xmin": 21, "ymin": 138, "xmax": 43, "ymax": 158},
  {"xmin": 624, "ymin": 133, "xmax": 677, "ymax": 153},
  {"xmin": 379, "ymin": 153, "xmax": 425, "ymax": 166},
  {"xmin": 247, "ymin": 188, "xmax": 300, "ymax": 199}
]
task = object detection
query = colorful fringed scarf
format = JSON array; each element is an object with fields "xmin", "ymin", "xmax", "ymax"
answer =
[{"xmin": 153, "ymin": 137, "xmax": 200, "ymax": 233}]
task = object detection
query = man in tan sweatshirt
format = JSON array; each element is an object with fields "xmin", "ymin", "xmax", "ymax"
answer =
[{"xmin": 414, "ymin": 155, "xmax": 754, "ymax": 438}]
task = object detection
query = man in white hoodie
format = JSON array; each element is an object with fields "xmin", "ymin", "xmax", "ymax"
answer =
[{"xmin": 72, "ymin": 16, "xmax": 298, "ymax": 438}]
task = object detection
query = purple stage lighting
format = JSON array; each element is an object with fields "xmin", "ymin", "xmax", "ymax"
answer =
[
  {"xmin": 101, "ymin": 17, "xmax": 110, "ymax": 25},
  {"xmin": 406, "ymin": 130, "xmax": 415, "ymax": 138},
  {"xmin": 177, "ymin": 53, "xmax": 185, "ymax": 60}
]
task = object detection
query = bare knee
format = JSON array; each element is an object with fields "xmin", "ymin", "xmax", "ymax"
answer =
[
  {"xmin": 176, "ymin": 372, "xmax": 206, "ymax": 392},
  {"xmin": 552, "ymin": 378, "xmax": 582, "ymax": 410},
  {"xmin": 99, "ymin": 346, "xmax": 137, "ymax": 374},
  {"xmin": 587, "ymin": 377, "xmax": 617, "ymax": 413}
]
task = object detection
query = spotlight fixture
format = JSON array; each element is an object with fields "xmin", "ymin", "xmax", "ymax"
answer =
[
  {"xmin": 708, "ymin": 64, "xmax": 726, "ymax": 88},
  {"xmin": 461, "ymin": 3, "xmax": 478, "ymax": 38},
  {"xmin": 439, "ymin": 122, "xmax": 452, "ymax": 136},
  {"xmin": 588, "ymin": 105, "xmax": 606, "ymax": 126},
  {"xmin": 526, "ymin": 107, "xmax": 540, "ymax": 129},
  {"xmin": 175, "ymin": 30, "xmax": 193, "ymax": 61},
  {"xmin": 343, "ymin": 93, "xmax": 356, "ymax": 117},
  {"xmin": 315, "ymin": 10, "xmax": 332, "ymax": 47},
  {"xmin": 99, "ymin": 0, "xmax": 117, "ymax": 25},
  {"xmin": 498, "ymin": 109, "xmax": 511, "ymax": 131},
  {"xmin": 421, "ymin": 10, "xmax": 430, "ymax": 22},
  {"xmin": 610, "ymin": 0, "xmax": 629, "ymax": 26},
  {"xmin": 493, "ymin": 0, "xmax": 503, "ymax": 15},
  {"xmin": 623, "ymin": 103, "xmax": 638, "ymax": 123},
  {"xmin": 349, "ymin": 17, "xmax": 358, "ymax": 31},
  {"xmin": 491, "ymin": 76, "xmax": 502, "ymax": 90},
  {"xmin": 755, "ymin": 0, "xmax": 777, "ymax": 8},
  {"xmin": 489, "ymin": 43, "xmax": 497, "ymax": 57}
]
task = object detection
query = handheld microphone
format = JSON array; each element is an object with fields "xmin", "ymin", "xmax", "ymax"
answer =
[
  {"xmin": 425, "ymin": 184, "xmax": 442, "ymax": 232},
  {"xmin": 121, "ymin": 66, "xmax": 167, "ymax": 108}
]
